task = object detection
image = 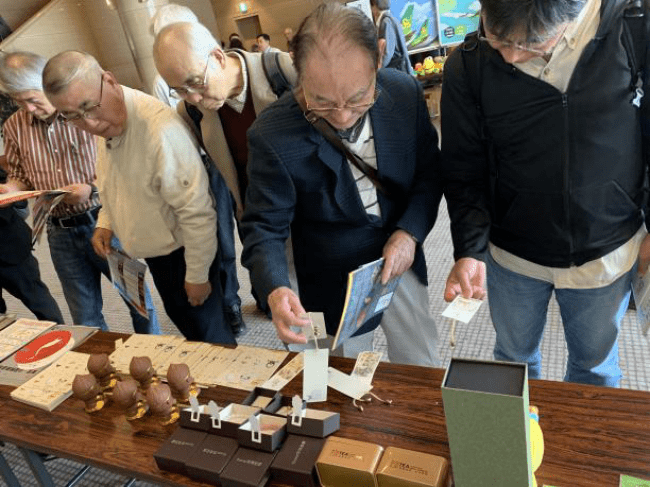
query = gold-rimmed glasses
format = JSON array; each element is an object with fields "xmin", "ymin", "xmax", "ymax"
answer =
[
  {"xmin": 60, "ymin": 75, "xmax": 104, "ymax": 122},
  {"xmin": 305, "ymin": 82, "xmax": 381, "ymax": 114},
  {"xmin": 169, "ymin": 53, "xmax": 212, "ymax": 99}
]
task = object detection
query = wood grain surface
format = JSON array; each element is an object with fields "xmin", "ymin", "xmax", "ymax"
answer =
[{"xmin": 0, "ymin": 331, "xmax": 649, "ymax": 486}]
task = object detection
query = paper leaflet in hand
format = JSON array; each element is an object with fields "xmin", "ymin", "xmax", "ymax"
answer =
[{"xmin": 332, "ymin": 257, "xmax": 401, "ymax": 350}]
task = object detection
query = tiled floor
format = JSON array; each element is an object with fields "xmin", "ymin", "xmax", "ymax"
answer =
[{"xmin": 2, "ymin": 198, "xmax": 650, "ymax": 486}]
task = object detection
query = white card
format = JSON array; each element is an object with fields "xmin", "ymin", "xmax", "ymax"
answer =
[
  {"xmin": 261, "ymin": 353, "xmax": 304, "ymax": 391},
  {"xmin": 351, "ymin": 351, "xmax": 382, "ymax": 385},
  {"xmin": 303, "ymin": 348, "xmax": 328, "ymax": 403},
  {"xmin": 441, "ymin": 296, "xmax": 483, "ymax": 324},
  {"xmin": 327, "ymin": 367, "xmax": 372, "ymax": 400}
]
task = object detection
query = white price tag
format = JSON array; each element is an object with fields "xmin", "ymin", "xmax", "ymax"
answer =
[
  {"xmin": 442, "ymin": 296, "xmax": 483, "ymax": 323},
  {"xmin": 303, "ymin": 348, "xmax": 328, "ymax": 403}
]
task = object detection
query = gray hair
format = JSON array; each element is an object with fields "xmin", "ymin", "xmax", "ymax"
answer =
[
  {"xmin": 42, "ymin": 50, "xmax": 102, "ymax": 96},
  {"xmin": 153, "ymin": 21, "xmax": 221, "ymax": 68},
  {"xmin": 292, "ymin": 3, "xmax": 379, "ymax": 81},
  {"xmin": 0, "ymin": 51, "xmax": 47, "ymax": 94},
  {"xmin": 481, "ymin": 0, "xmax": 587, "ymax": 44},
  {"xmin": 150, "ymin": 3, "xmax": 198, "ymax": 37},
  {"xmin": 370, "ymin": 0, "xmax": 391, "ymax": 10}
]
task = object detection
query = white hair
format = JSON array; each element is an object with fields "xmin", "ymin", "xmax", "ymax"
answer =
[
  {"xmin": 0, "ymin": 51, "xmax": 47, "ymax": 94},
  {"xmin": 150, "ymin": 3, "xmax": 198, "ymax": 36}
]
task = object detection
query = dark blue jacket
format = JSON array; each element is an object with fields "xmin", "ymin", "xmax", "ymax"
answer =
[{"xmin": 241, "ymin": 68, "xmax": 442, "ymax": 334}]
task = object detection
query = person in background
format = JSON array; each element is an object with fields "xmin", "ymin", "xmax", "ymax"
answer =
[
  {"xmin": 154, "ymin": 21, "xmax": 298, "ymax": 322},
  {"xmin": 370, "ymin": 0, "xmax": 413, "ymax": 74},
  {"xmin": 150, "ymin": 3, "xmax": 199, "ymax": 109},
  {"xmin": 150, "ymin": 7, "xmax": 246, "ymax": 337},
  {"xmin": 256, "ymin": 33, "xmax": 281, "ymax": 53},
  {"xmin": 442, "ymin": 0, "xmax": 649, "ymax": 386},
  {"xmin": 228, "ymin": 33, "xmax": 245, "ymax": 50},
  {"xmin": 283, "ymin": 27, "xmax": 294, "ymax": 51},
  {"xmin": 0, "ymin": 159, "xmax": 64, "ymax": 323},
  {"xmin": 240, "ymin": 3, "xmax": 442, "ymax": 365},
  {"xmin": 0, "ymin": 51, "xmax": 159, "ymax": 333},
  {"xmin": 43, "ymin": 50, "xmax": 233, "ymax": 345}
]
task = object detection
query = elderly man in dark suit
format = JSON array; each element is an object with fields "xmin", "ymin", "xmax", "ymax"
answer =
[{"xmin": 241, "ymin": 3, "xmax": 442, "ymax": 366}]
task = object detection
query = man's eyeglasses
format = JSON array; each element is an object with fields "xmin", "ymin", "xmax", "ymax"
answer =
[
  {"xmin": 60, "ymin": 75, "xmax": 104, "ymax": 122},
  {"xmin": 478, "ymin": 19, "xmax": 568, "ymax": 57},
  {"xmin": 169, "ymin": 53, "xmax": 212, "ymax": 99},
  {"xmin": 305, "ymin": 86, "xmax": 381, "ymax": 114}
]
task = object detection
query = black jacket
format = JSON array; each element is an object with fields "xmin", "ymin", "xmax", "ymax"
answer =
[{"xmin": 441, "ymin": 0, "xmax": 650, "ymax": 267}]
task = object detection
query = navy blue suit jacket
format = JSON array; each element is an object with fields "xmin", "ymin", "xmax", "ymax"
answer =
[{"xmin": 241, "ymin": 68, "xmax": 442, "ymax": 335}]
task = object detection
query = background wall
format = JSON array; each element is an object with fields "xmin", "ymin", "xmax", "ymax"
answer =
[
  {"xmin": 212, "ymin": 0, "xmax": 332, "ymax": 51},
  {"xmin": 0, "ymin": 0, "xmax": 220, "ymax": 92}
]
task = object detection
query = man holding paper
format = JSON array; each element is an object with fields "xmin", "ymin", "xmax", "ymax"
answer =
[
  {"xmin": 0, "ymin": 51, "xmax": 158, "ymax": 333},
  {"xmin": 241, "ymin": 3, "xmax": 442, "ymax": 366}
]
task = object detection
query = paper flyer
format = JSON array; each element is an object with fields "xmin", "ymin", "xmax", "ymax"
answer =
[{"xmin": 106, "ymin": 248, "xmax": 149, "ymax": 319}]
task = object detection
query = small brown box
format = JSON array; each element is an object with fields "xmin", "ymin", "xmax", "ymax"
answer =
[
  {"xmin": 243, "ymin": 387, "xmax": 283, "ymax": 414},
  {"xmin": 237, "ymin": 413, "xmax": 287, "ymax": 452},
  {"xmin": 185, "ymin": 435, "xmax": 239, "ymax": 485},
  {"xmin": 270, "ymin": 435, "xmax": 325, "ymax": 487},
  {"xmin": 285, "ymin": 408, "xmax": 340, "ymax": 438},
  {"xmin": 316, "ymin": 436, "xmax": 384, "ymax": 487},
  {"xmin": 153, "ymin": 427, "xmax": 207, "ymax": 475},
  {"xmin": 179, "ymin": 404, "xmax": 210, "ymax": 432},
  {"xmin": 213, "ymin": 404, "xmax": 261, "ymax": 437},
  {"xmin": 220, "ymin": 447, "xmax": 277, "ymax": 487},
  {"xmin": 375, "ymin": 446, "xmax": 448, "ymax": 487}
]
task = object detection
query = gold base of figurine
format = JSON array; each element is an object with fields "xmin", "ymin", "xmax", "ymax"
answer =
[
  {"xmin": 126, "ymin": 403, "xmax": 149, "ymax": 421},
  {"xmin": 159, "ymin": 409, "xmax": 180, "ymax": 426},
  {"xmin": 84, "ymin": 398, "xmax": 105, "ymax": 413}
]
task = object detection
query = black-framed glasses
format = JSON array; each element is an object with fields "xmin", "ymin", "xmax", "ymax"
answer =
[
  {"xmin": 60, "ymin": 75, "xmax": 104, "ymax": 122},
  {"xmin": 478, "ymin": 18, "xmax": 568, "ymax": 57},
  {"xmin": 169, "ymin": 53, "xmax": 212, "ymax": 99},
  {"xmin": 305, "ymin": 83, "xmax": 381, "ymax": 115}
]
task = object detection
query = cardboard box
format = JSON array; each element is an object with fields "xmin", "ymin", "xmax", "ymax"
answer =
[
  {"xmin": 179, "ymin": 404, "xmax": 210, "ymax": 432},
  {"xmin": 271, "ymin": 434, "xmax": 325, "ymax": 487},
  {"xmin": 316, "ymin": 436, "xmax": 384, "ymax": 487},
  {"xmin": 375, "ymin": 446, "xmax": 448, "ymax": 487},
  {"xmin": 213, "ymin": 404, "xmax": 261, "ymax": 438},
  {"xmin": 441, "ymin": 358, "xmax": 532, "ymax": 487},
  {"xmin": 237, "ymin": 413, "xmax": 287, "ymax": 452},
  {"xmin": 153, "ymin": 427, "xmax": 207, "ymax": 475},
  {"xmin": 185, "ymin": 435, "xmax": 239, "ymax": 485},
  {"xmin": 220, "ymin": 447, "xmax": 277, "ymax": 487},
  {"xmin": 279, "ymin": 406, "xmax": 340, "ymax": 438},
  {"xmin": 243, "ymin": 387, "xmax": 283, "ymax": 414}
]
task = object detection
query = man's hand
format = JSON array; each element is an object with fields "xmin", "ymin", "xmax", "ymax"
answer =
[
  {"xmin": 185, "ymin": 281, "xmax": 211, "ymax": 307},
  {"xmin": 381, "ymin": 229, "xmax": 417, "ymax": 284},
  {"xmin": 91, "ymin": 227, "xmax": 113, "ymax": 258},
  {"xmin": 0, "ymin": 181, "xmax": 25, "ymax": 208},
  {"xmin": 444, "ymin": 257, "xmax": 487, "ymax": 302},
  {"xmin": 268, "ymin": 286, "xmax": 310, "ymax": 344},
  {"xmin": 638, "ymin": 234, "xmax": 650, "ymax": 276},
  {"xmin": 60, "ymin": 183, "xmax": 92, "ymax": 206}
]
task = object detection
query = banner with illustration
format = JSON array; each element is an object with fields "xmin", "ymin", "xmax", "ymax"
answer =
[
  {"xmin": 436, "ymin": 0, "xmax": 480, "ymax": 46},
  {"xmin": 389, "ymin": 0, "xmax": 439, "ymax": 53}
]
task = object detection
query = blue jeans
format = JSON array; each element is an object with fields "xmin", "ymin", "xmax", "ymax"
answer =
[
  {"xmin": 47, "ymin": 222, "xmax": 159, "ymax": 334},
  {"xmin": 486, "ymin": 252, "xmax": 633, "ymax": 387}
]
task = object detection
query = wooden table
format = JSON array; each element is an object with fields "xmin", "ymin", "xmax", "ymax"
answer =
[{"xmin": 1, "ymin": 332, "xmax": 649, "ymax": 487}]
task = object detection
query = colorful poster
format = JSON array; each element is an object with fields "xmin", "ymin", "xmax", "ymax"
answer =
[
  {"xmin": 389, "ymin": 0, "xmax": 439, "ymax": 53},
  {"xmin": 436, "ymin": 0, "xmax": 481, "ymax": 46}
]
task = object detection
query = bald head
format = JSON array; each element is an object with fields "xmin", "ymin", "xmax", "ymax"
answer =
[
  {"xmin": 153, "ymin": 22, "xmax": 220, "ymax": 79},
  {"xmin": 42, "ymin": 50, "xmax": 102, "ymax": 97}
]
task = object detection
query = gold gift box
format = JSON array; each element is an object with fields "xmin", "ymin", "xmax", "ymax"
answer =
[
  {"xmin": 316, "ymin": 436, "xmax": 384, "ymax": 487},
  {"xmin": 375, "ymin": 446, "xmax": 448, "ymax": 487}
]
